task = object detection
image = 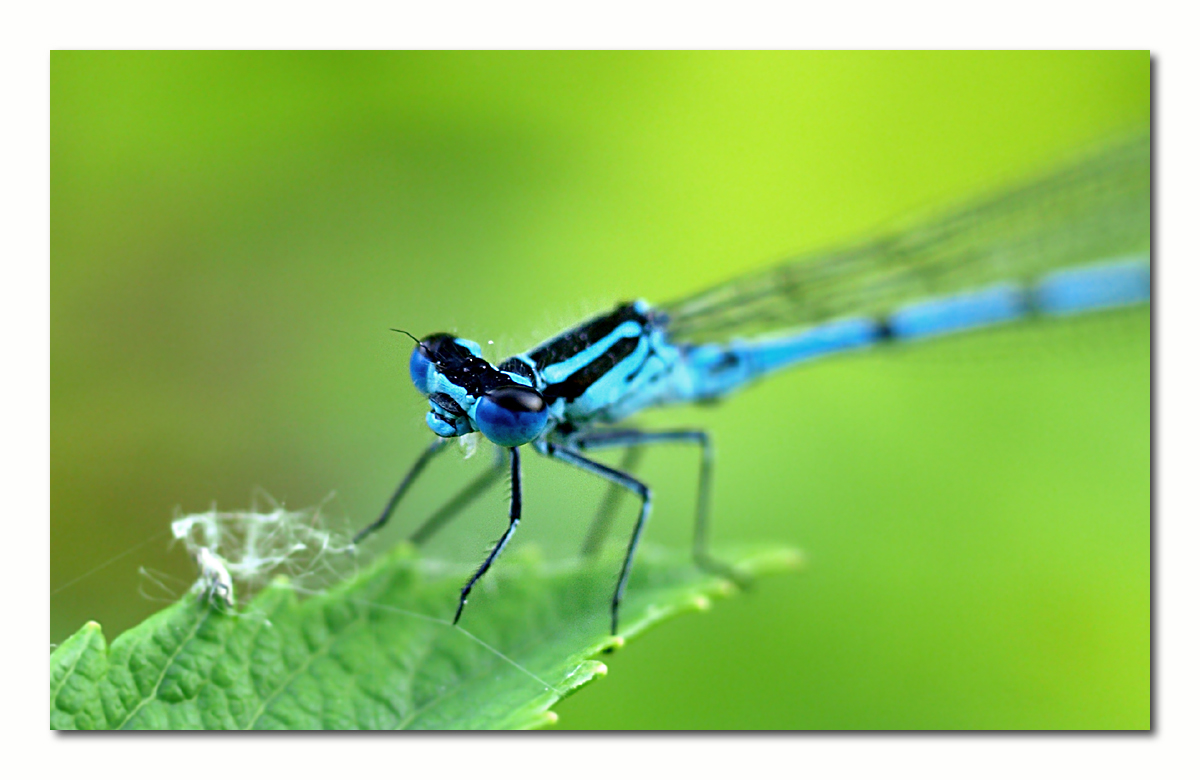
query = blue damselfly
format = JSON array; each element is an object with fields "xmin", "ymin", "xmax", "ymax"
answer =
[{"xmin": 353, "ymin": 129, "xmax": 1151, "ymax": 636}]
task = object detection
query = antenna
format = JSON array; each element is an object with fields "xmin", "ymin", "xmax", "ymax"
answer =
[{"xmin": 390, "ymin": 328, "xmax": 420, "ymax": 345}]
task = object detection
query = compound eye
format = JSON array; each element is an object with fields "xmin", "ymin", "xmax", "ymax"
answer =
[
  {"xmin": 474, "ymin": 386, "xmax": 549, "ymax": 447},
  {"xmin": 409, "ymin": 343, "xmax": 434, "ymax": 394},
  {"xmin": 408, "ymin": 333, "xmax": 455, "ymax": 395}
]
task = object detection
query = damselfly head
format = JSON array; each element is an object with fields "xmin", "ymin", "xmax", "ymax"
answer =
[{"xmin": 406, "ymin": 332, "xmax": 549, "ymax": 447}]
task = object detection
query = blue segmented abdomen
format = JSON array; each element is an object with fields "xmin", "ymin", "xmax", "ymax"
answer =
[{"xmin": 674, "ymin": 255, "xmax": 1149, "ymax": 402}]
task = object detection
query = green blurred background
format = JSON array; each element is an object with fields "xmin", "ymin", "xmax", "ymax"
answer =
[{"xmin": 51, "ymin": 52, "xmax": 1150, "ymax": 729}]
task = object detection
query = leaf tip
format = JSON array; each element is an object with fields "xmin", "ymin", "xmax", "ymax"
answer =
[
  {"xmin": 734, "ymin": 546, "xmax": 807, "ymax": 577},
  {"xmin": 779, "ymin": 548, "xmax": 806, "ymax": 571}
]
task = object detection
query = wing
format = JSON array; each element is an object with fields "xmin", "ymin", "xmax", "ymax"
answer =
[{"xmin": 662, "ymin": 129, "xmax": 1151, "ymax": 344}]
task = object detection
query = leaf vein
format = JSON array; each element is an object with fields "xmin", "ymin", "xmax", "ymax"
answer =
[
  {"xmin": 244, "ymin": 605, "xmax": 370, "ymax": 729},
  {"xmin": 113, "ymin": 607, "xmax": 210, "ymax": 729},
  {"xmin": 50, "ymin": 634, "xmax": 91, "ymax": 713}
]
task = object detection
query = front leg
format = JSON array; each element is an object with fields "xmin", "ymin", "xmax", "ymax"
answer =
[
  {"xmin": 454, "ymin": 447, "xmax": 523, "ymax": 625},
  {"xmin": 354, "ymin": 437, "xmax": 450, "ymax": 544},
  {"xmin": 410, "ymin": 447, "xmax": 508, "ymax": 546}
]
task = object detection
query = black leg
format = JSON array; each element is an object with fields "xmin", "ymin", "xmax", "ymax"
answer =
[
  {"xmin": 574, "ymin": 429, "xmax": 747, "ymax": 588},
  {"xmin": 353, "ymin": 438, "xmax": 449, "ymax": 545},
  {"xmin": 579, "ymin": 446, "xmax": 644, "ymax": 557},
  {"xmin": 453, "ymin": 447, "xmax": 523, "ymax": 625},
  {"xmin": 410, "ymin": 448, "xmax": 508, "ymax": 546},
  {"xmin": 543, "ymin": 442, "xmax": 651, "ymax": 636}
]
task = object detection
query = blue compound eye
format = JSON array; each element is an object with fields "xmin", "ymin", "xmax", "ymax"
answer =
[
  {"xmin": 409, "ymin": 343, "xmax": 435, "ymax": 394},
  {"xmin": 409, "ymin": 333, "xmax": 459, "ymax": 394},
  {"xmin": 474, "ymin": 386, "xmax": 548, "ymax": 447}
]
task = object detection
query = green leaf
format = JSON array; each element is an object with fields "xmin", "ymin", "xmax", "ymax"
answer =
[{"xmin": 50, "ymin": 543, "xmax": 801, "ymax": 730}]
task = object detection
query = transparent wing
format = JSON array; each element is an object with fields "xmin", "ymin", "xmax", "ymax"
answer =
[{"xmin": 663, "ymin": 130, "xmax": 1150, "ymax": 344}]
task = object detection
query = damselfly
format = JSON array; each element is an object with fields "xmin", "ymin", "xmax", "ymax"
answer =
[{"xmin": 353, "ymin": 129, "xmax": 1151, "ymax": 636}]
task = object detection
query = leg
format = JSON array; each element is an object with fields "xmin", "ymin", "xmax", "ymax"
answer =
[
  {"xmin": 542, "ymin": 442, "xmax": 651, "ymax": 636},
  {"xmin": 574, "ymin": 429, "xmax": 747, "ymax": 587},
  {"xmin": 579, "ymin": 446, "xmax": 644, "ymax": 557},
  {"xmin": 454, "ymin": 447, "xmax": 523, "ymax": 625},
  {"xmin": 409, "ymin": 448, "xmax": 508, "ymax": 546},
  {"xmin": 353, "ymin": 438, "xmax": 449, "ymax": 544}
]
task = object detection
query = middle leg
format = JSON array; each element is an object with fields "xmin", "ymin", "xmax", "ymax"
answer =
[
  {"xmin": 541, "ymin": 442, "xmax": 652, "ymax": 636},
  {"xmin": 572, "ymin": 429, "xmax": 747, "ymax": 587},
  {"xmin": 579, "ymin": 446, "xmax": 645, "ymax": 557}
]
